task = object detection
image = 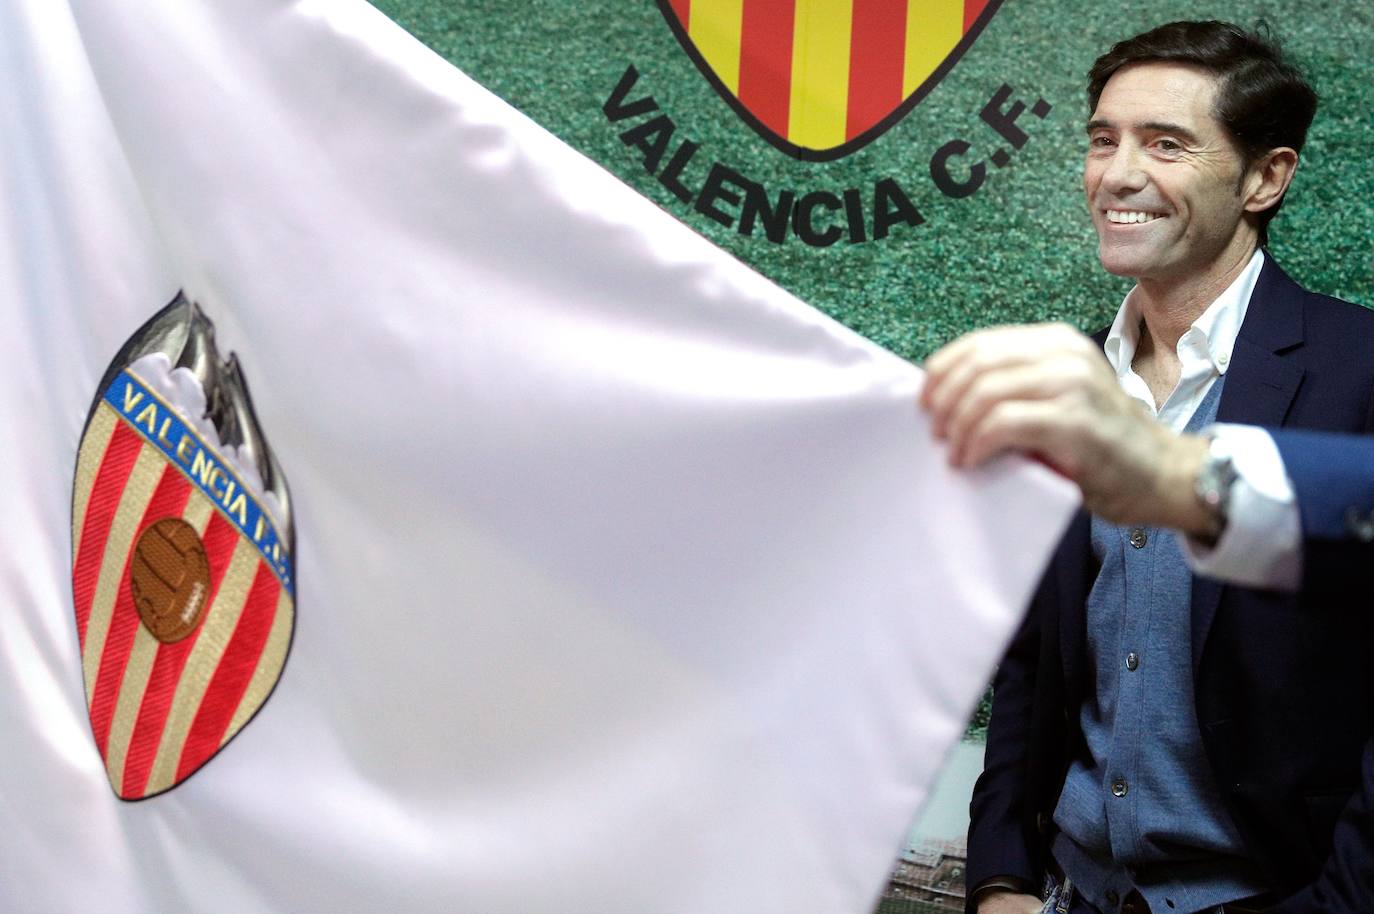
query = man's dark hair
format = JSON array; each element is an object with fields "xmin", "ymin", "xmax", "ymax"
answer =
[{"xmin": 1087, "ymin": 20, "xmax": 1318, "ymax": 243}]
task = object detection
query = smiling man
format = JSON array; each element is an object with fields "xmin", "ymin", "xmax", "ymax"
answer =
[{"xmin": 949, "ymin": 21, "xmax": 1374, "ymax": 914}]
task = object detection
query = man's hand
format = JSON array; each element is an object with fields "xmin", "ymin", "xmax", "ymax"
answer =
[
  {"xmin": 920, "ymin": 323, "xmax": 1215, "ymax": 534},
  {"xmin": 975, "ymin": 888, "xmax": 1045, "ymax": 914}
]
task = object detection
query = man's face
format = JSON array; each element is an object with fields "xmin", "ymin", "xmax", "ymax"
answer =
[{"xmin": 1084, "ymin": 62, "xmax": 1253, "ymax": 283}]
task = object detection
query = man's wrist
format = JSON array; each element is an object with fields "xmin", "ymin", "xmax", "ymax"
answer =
[
  {"xmin": 1155, "ymin": 433, "xmax": 1220, "ymax": 536},
  {"xmin": 1191, "ymin": 431, "xmax": 1238, "ymax": 542}
]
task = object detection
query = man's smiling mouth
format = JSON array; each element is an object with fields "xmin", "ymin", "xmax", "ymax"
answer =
[{"xmin": 1105, "ymin": 210, "xmax": 1165, "ymax": 224}]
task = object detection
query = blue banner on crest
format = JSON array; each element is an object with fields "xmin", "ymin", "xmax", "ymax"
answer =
[{"xmin": 104, "ymin": 370, "xmax": 294, "ymax": 595}]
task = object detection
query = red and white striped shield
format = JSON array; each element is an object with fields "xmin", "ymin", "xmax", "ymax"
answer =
[
  {"xmin": 71, "ymin": 295, "xmax": 294, "ymax": 799},
  {"xmin": 659, "ymin": 0, "xmax": 1002, "ymax": 160}
]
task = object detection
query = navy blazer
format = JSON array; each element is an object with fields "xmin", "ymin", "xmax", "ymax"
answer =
[{"xmin": 966, "ymin": 257, "xmax": 1374, "ymax": 914}]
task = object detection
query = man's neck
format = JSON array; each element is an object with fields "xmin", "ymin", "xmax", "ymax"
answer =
[
  {"xmin": 1127, "ymin": 243, "xmax": 1260, "ymax": 409},
  {"xmin": 1132, "ymin": 243, "xmax": 1260, "ymax": 353}
]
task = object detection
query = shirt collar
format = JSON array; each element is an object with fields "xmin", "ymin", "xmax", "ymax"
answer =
[{"xmin": 1103, "ymin": 249, "xmax": 1266, "ymax": 379}]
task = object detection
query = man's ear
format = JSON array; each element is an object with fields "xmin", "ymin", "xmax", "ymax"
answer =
[{"xmin": 1243, "ymin": 147, "xmax": 1299, "ymax": 215}]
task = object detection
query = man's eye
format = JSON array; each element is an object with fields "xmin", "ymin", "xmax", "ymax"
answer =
[
  {"xmin": 1089, "ymin": 135, "xmax": 1115, "ymax": 148},
  {"xmin": 1156, "ymin": 139, "xmax": 1182, "ymax": 152}
]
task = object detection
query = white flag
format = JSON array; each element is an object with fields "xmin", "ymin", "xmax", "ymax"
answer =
[{"xmin": 0, "ymin": 1, "xmax": 1076, "ymax": 912}]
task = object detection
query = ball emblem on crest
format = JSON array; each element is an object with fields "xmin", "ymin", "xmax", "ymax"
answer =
[{"xmin": 130, "ymin": 517, "xmax": 212, "ymax": 643}]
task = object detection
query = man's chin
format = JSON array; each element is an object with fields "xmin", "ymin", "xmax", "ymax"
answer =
[
  {"xmin": 1095, "ymin": 242, "xmax": 1157, "ymax": 280},
  {"xmin": 1097, "ymin": 255, "xmax": 1147, "ymax": 279}
]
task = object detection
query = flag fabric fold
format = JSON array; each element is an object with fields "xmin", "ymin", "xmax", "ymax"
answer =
[{"xmin": 0, "ymin": 1, "xmax": 1075, "ymax": 911}]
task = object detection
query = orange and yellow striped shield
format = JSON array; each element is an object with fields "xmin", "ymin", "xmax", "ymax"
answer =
[
  {"xmin": 660, "ymin": 0, "xmax": 1001, "ymax": 160},
  {"xmin": 71, "ymin": 295, "xmax": 294, "ymax": 799}
]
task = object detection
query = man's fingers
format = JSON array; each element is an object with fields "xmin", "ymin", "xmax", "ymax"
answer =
[
  {"xmin": 941, "ymin": 363, "xmax": 1067, "ymax": 464},
  {"xmin": 957, "ymin": 398, "xmax": 1077, "ymax": 471},
  {"xmin": 921, "ymin": 330, "xmax": 995, "ymax": 419},
  {"xmin": 923, "ymin": 325, "xmax": 1069, "ymax": 433},
  {"xmin": 922, "ymin": 322, "xmax": 1115, "ymax": 471},
  {"xmin": 925, "ymin": 351, "xmax": 996, "ymax": 438}
]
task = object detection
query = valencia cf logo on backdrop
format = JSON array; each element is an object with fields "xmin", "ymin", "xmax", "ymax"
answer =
[
  {"xmin": 657, "ymin": 0, "xmax": 1004, "ymax": 160},
  {"xmin": 71, "ymin": 295, "xmax": 294, "ymax": 799}
]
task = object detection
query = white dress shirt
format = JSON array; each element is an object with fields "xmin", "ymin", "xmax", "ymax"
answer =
[{"xmin": 1101, "ymin": 250, "xmax": 1302, "ymax": 591}]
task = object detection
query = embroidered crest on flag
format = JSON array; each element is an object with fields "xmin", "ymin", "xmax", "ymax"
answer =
[
  {"xmin": 70, "ymin": 294, "xmax": 295, "ymax": 799},
  {"xmin": 657, "ymin": 0, "xmax": 1004, "ymax": 161}
]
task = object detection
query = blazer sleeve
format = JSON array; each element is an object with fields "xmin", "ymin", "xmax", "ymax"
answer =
[
  {"xmin": 964, "ymin": 599, "xmax": 1043, "ymax": 912},
  {"xmin": 965, "ymin": 512, "xmax": 1088, "ymax": 911},
  {"xmin": 1268, "ymin": 429, "xmax": 1374, "ymax": 911},
  {"xmin": 966, "ymin": 594, "xmax": 1041, "ymax": 850},
  {"xmin": 966, "ymin": 512, "xmax": 1091, "ymax": 914},
  {"xmin": 1271, "ymin": 429, "xmax": 1374, "ymax": 601}
]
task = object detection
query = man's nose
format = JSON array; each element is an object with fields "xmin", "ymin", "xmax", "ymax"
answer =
[{"xmin": 1100, "ymin": 144, "xmax": 1148, "ymax": 194}]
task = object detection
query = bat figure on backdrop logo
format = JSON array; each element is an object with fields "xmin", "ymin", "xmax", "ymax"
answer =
[
  {"xmin": 657, "ymin": 0, "xmax": 1005, "ymax": 160},
  {"xmin": 70, "ymin": 294, "xmax": 295, "ymax": 799}
]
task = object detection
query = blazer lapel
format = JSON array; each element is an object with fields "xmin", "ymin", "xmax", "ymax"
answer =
[{"xmin": 1191, "ymin": 258, "xmax": 1307, "ymax": 669}]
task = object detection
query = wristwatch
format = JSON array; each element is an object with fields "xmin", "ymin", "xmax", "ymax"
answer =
[{"xmin": 1193, "ymin": 433, "xmax": 1237, "ymax": 540}]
